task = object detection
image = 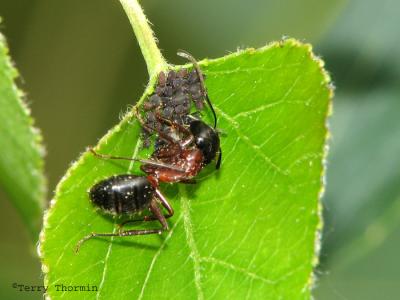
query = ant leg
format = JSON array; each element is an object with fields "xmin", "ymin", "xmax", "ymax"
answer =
[
  {"xmin": 135, "ymin": 107, "xmax": 194, "ymax": 152},
  {"xmin": 155, "ymin": 188, "xmax": 174, "ymax": 217},
  {"xmin": 88, "ymin": 147, "xmax": 143, "ymax": 162},
  {"xmin": 89, "ymin": 147, "xmax": 185, "ymax": 172},
  {"xmin": 153, "ymin": 112, "xmax": 194, "ymax": 147},
  {"xmin": 154, "ymin": 112, "xmax": 191, "ymax": 135},
  {"xmin": 148, "ymin": 199, "xmax": 169, "ymax": 230},
  {"xmin": 74, "ymin": 228, "xmax": 163, "ymax": 253},
  {"xmin": 118, "ymin": 190, "xmax": 174, "ymax": 230},
  {"xmin": 117, "ymin": 212, "xmax": 172, "ymax": 232},
  {"xmin": 75, "ymin": 201, "xmax": 168, "ymax": 253},
  {"xmin": 134, "ymin": 107, "xmax": 178, "ymax": 145}
]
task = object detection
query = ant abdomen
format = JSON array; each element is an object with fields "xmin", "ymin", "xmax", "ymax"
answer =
[{"xmin": 89, "ymin": 175, "xmax": 155, "ymax": 214}]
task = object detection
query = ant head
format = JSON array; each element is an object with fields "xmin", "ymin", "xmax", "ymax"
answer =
[{"xmin": 183, "ymin": 116, "xmax": 220, "ymax": 167}]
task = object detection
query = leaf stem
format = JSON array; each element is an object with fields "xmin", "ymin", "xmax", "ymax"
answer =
[{"xmin": 119, "ymin": 0, "xmax": 168, "ymax": 78}]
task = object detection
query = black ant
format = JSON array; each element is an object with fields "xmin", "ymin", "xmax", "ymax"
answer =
[{"xmin": 75, "ymin": 52, "xmax": 221, "ymax": 252}]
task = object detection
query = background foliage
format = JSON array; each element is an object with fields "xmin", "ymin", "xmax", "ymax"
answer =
[
  {"xmin": 0, "ymin": 28, "xmax": 45, "ymax": 240},
  {"xmin": 0, "ymin": 0, "xmax": 398, "ymax": 299}
]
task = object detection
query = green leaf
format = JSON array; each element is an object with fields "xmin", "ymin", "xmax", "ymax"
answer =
[
  {"xmin": 40, "ymin": 39, "xmax": 331, "ymax": 299},
  {"xmin": 0, "ymin": 29, "xmax": 45, "ymax": 240}
]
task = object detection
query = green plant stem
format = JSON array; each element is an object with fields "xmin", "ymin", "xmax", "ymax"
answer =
[{"xmin": 119, "ymin": 0, "xmax": 168, "ymax": 78}]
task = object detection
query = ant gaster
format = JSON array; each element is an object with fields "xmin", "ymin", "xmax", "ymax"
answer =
[
  {"xmin": 75, "ymin": 52, "xmax": 221, "ymax": 252},
  {"xmin": 75, "ymin": 174, "xmax": 174, "ymax": 253}
]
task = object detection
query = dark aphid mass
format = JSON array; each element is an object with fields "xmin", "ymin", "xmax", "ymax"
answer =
[{"xmin": 141, "ymin": 68, "xmax": 206, "ymax": 148}]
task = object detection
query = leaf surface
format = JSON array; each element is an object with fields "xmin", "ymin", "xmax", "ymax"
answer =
[
  {"xmin": 0, "ymin": 29, "xmax": 45, "ymax": 239},
  {"xmin": 40, "ymin": 39, "xmax": 331, "ymax": 300}
]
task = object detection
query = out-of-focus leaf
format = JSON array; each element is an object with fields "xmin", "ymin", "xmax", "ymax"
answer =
[
  {"xmin": 315, "ymin": 195, "xmax": 400, "ymax": 300},
  {"xmin": 322, "ymin": 89, "xmax": 400, "ymax": 258},
  {"xmin": 40, "ymin": 39, "xmax": 331, "ymax": 299},
  {"xmin": 0, "ymin": 28, "xmax": 45, "ymax": 240},
  {"xmin": 315, "ymin": 89, "xmax": 400, "ymax": 299},
  {"xmin": 320, "ymin": 0, "xmax": 400, "ymax": 73}
]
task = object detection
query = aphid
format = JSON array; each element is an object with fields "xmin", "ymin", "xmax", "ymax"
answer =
[{"xmin": 75, "ymin": 174, "xmax": 173, "ymax": 253}]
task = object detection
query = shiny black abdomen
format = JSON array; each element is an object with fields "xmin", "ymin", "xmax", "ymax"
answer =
[{"xmin": 89, "ymin": 174, "xmax": 154, "ymax": 214}]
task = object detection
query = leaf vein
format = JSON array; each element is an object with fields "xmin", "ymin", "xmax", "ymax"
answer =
[
  {"xmin": 200, "ymin": 256, "xmax": 276, "ymax": 285},
  {"xmin": 181, "ymin": 186, "xmax": 204, "ymax": 300},
  {"xmin": 137, "ymin": 216, "xmax": 182, "ymax": 300},
  {"xmin": 97, "ymin": 134, "xmax": 142, "ymax": 299},
  {"xmin": 233, "ymin": 100, "xmax": 284, "ymax": 119},
  {"xmin": 214, "ymin": 105, "xmax": 288, "ymax": 176},
  {"xmin": 96, "ymin": 224, "xmax": 116, "ymax": 300}
]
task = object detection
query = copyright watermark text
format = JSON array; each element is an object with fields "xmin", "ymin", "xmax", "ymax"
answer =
[{"xmin": 12, "ymin": 283, "xmax": 98, "ymax": 292}]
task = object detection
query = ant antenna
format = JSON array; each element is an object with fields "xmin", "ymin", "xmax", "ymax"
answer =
[{"xmin": 177, "ymin": 50, "xmax": 218, "ymax": 128}]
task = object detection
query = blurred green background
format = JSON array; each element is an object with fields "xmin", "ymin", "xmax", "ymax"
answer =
[{"xmin": 0, "ymin": 0, "xmax": 399, "ymax": 299}]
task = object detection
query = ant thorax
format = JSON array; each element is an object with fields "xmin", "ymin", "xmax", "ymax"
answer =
[{"xmin": 141, "ymin": 147, "xmax": 204, "ymax": 183}]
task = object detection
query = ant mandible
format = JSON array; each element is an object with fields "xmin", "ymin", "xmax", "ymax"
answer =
[{"xmin": 75, "ymin": 52, "xmax": 221, "ymax": 252}]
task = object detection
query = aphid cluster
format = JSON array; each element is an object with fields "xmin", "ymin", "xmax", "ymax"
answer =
[
  {"xmin": 141, "ymin": 69, "xmax": 199, "ymax": 147},
  {"xmin": 141, "ymin": 52, "xmax": 213, "ymax": 149},
  {"xmin": 75, "ymin": 52, "xmax": 221, "ymax": 252}
]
